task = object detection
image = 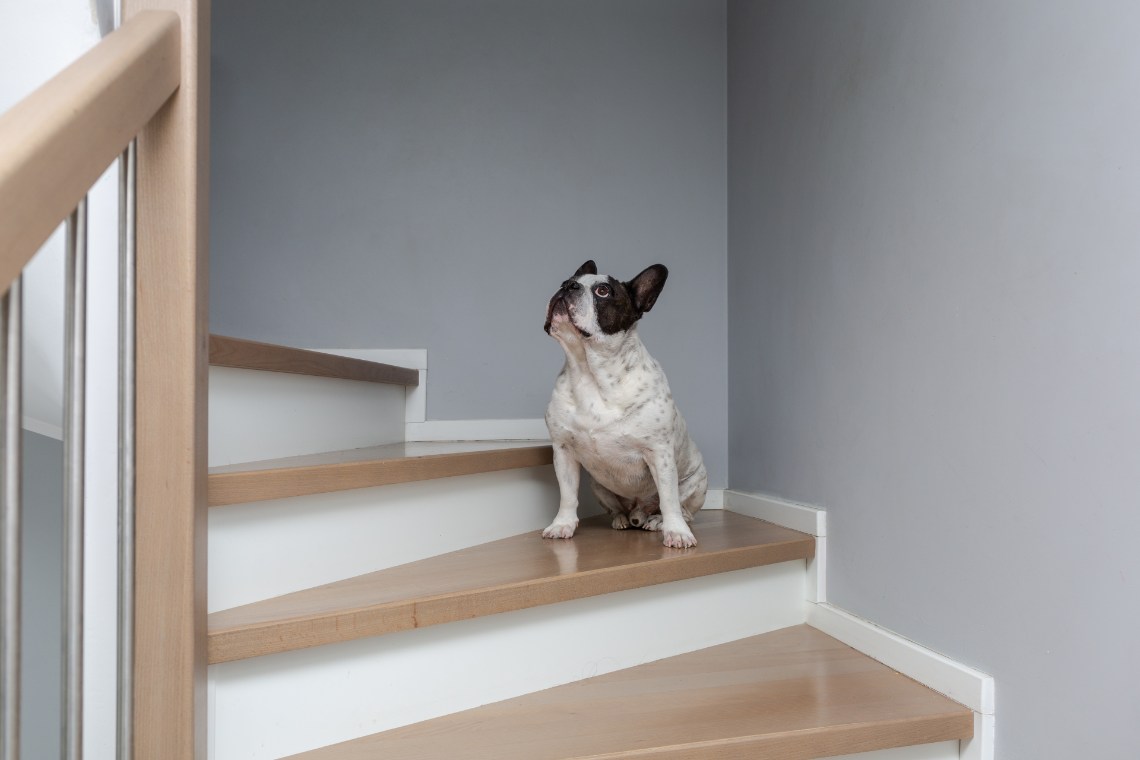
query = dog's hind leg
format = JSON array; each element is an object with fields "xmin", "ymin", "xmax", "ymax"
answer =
[
  {"xmin": 630, "ymin": 495, "xmax": 661, "ymax": 530},
  {"xmin": 592, "ymin": 480, "xmax": 633, "ymax": 530},
  {"xmin": 679, "ymin": 464, "xmax": 708, "ymax": 523}
]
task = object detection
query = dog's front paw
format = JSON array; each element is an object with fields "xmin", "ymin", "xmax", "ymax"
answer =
[
  {"xmin": 611, "ymin": 513, "xmax": 630, "ymax": 530},
  {"xmin": 542, "ymin": 519, "xmax": 579, "ymax": 539},
  {"xmin": 662, "ymin": 523, "xmax": 697, "ymax": 549}
]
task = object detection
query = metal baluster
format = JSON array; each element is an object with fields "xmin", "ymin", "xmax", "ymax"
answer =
[
  {"xmin": 117, "ymin": 142, "xmax": 136, "ymax": 760},
  {"xmin": 1, "ymin": 278, "xmax": 23, "ymax": 760},
  {"xmin": 63, "ymin": 201, "xmax": 88, "ymax": 760}
]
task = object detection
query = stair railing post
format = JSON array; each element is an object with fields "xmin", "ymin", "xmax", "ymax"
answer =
[
  {"xmin": 63, "ymin": 199, "xmax": 89, "ymax": 760},
  {"xmin": 0, "ymin": 278, "xmax": 23, "ymax": 760},
  {"xmin": 122, "ymin": 1, "xmax": 209, "ymax": 757}
]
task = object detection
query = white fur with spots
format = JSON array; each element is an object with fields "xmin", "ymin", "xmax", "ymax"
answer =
[{"xmin": 543, "ymin": 268, "xmax": 707, "ymax": 548}]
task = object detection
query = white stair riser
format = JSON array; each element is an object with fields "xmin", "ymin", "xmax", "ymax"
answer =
[
  {"xmin": 208, "ymin": 561, "xmax": 808, "ymax": 760},
  {"xmin": 208, "ymin": 366, "xmax": 406, "ymax": 466},
  {"xmin": 209, "ymin": 466, "xmax": 568, "ymax": 612},
  {"xmin": 835, "ymin": 743, "xmax": 960, "ymax": 760}
]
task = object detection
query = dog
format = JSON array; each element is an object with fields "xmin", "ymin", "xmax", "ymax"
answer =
[{"xmin": 541, "ymin": 260, "xmax": 707, "ymax": 548}]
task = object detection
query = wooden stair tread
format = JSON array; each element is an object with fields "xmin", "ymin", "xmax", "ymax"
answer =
[
  {"xmin": 283, "ymin": 624, "xmax": 973, "ymax": 759},
  {"xmin": 208, "ymin": 511, "xmax": 814, "ymax": 664},
  {"xmin": 208, "ymin": 441, "xmax": 553, "ymax": 506},
  {"xmin": 209, "ymin": 334, "xmax": 419, "ymax": 386}
]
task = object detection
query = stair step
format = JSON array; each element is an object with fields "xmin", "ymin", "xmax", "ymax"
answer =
[
  {"xmin": 208, "ymin": 440, "xmax": 553, "ymax": 506},
  {"xmin": 209, "ymin": 334, "xmax": 419, "ymax": 386},
  {"xmin": 281, "ymin": 624, "xmax": 973, "ymax": 759},
  {"xmin": 208, "ymin": 511, "xmax": 813, "ymax": 664}
]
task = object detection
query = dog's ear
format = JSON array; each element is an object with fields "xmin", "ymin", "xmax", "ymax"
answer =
[
  {"xmin": 573, "ymin": 260, "xmax": 598, "ymax": 278},
  {"xmin": 626, "ymin": 264, "xmax": 668, "ymax": 315}
]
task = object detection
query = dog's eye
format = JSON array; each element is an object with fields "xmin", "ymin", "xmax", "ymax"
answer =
[{"xmin": 594, "ymin": 284, "xmax": 611, "ymax": 298}]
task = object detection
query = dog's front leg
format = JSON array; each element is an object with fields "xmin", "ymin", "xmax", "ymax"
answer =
[
  {"xmin": 542, "ymin": 444, "xmax": 581, "ymax": 539},
  {"xmin": 645, "ymin": 449, "xmax": 698, "ymax": 548}
]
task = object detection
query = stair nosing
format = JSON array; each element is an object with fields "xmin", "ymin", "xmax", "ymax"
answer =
[
  {"xmin": 276, "ymin": 625, "xmax": 974, "ymax": 760},
  {"xmin": 208, "ymin": 442, "xmax": 555, "ymax": 506},
  {"xmin": 207, "ymin": 513, "xmax": 814, "ymax": 664},
  {"xmin": 209, "ymin": 334, "xmax": 420, "ymax": 387}
]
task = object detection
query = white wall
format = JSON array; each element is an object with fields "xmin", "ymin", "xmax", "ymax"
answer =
[
  {"xmin": 209, "ymin": 0, "xmax": 730, "ymax": 484},
  {"xmin": 727, "ymin": 2, "xmax": 1140, "ymax": 758}
]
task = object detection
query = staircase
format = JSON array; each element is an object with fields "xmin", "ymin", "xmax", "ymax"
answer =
[{"xmin": 205, "ymin": 337, "xmax": 974, "ymax": 760}]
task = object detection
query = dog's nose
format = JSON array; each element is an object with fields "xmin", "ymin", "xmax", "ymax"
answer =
[{"xmin": 560, "ymin": 280, "xmax": 582, "ymax": 292}]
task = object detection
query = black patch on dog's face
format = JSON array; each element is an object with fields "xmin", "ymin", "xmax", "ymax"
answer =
[
  {"xmin": 545, "ymin": 262, "xmax": 669, "ymax": 338},
  {"xmin": 592, "ymin": 276, "xmax": 641, "ymax": 335}
]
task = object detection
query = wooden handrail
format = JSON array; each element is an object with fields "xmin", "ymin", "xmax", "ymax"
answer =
[{"xmin": 0, "ymin": 10, "xmax": 180, "ymax": 293}]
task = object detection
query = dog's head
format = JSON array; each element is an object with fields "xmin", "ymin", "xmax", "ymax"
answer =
[{"xmin": 544, "ymin": 260, "xmax": 668, "ymax": 342}]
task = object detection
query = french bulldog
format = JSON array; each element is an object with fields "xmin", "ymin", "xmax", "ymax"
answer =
[{"xmin": 542, "ymin": 260, "xmax": 707, "ymax": 548}]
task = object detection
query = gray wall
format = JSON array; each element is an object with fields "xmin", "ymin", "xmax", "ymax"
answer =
[
  {"xmin": 21, "ymin": 431, "xmax": 63, "ymax": 758},
  {"xmin": 210, "ymin": 0, "xmax": 729, "ymax": 484},
  {"xmin": 728, "ymin": 1, "xmax": 1140, "ymax": 758}
]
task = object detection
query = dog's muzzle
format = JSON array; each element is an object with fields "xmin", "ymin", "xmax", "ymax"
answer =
[{"xmin": 544, "ymin": 281, "xmax": 585, "ymax": 335}]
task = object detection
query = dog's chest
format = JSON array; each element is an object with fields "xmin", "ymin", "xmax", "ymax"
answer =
[{"xmin": 547, "ymin": 366, "xmax": 668, "ymax": 495}]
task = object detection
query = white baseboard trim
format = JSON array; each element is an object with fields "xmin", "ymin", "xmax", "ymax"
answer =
[
  {"xmin": 406, "ymin": 418, "xmax": 549, "ymax": 442},
  {"xmin": 724, "ymin": 489, "xmax": 826, "ymax": 536},
  {"xmin": 808, "ymin": 603, "xmax": 995, "ymax": 760},
  {"xmin": 23, "ymin": 415, "xmax": 63, "ymax": 440},
  {"xmin": 807, "ymin": 603, "xmax": 995, "ymax": 715},
  {"xmin": 702, "ymin": 489, "xmax": 724, "ymax": 510},
  {"xmin": 724, "ymin": 489, "xmax": 993, "ymax": 760}
]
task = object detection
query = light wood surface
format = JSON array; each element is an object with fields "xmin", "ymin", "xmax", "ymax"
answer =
[
  {"xmin": 208, "ymin": 441, "xmax": 554, "ymax": 506},
  {"xmin": 0, "ymin": 11, "xmax": 180, "ymax": 292},
  {"xmin": 209, "ymin": 334, "xmax": 419, "ymax": 386},
  {"xmin": 208, "ymin": 511, "xmax": 813, "ymax": 663},
  {"xmin": 125, "ymin": 1, "xmax": 208, "ymax": 758},
  {"xmin": 283, "ymin": 625, "xmax": 973, "ymax": 759}
]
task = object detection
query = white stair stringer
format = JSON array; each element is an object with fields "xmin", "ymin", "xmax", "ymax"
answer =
[
  {"xmin": 208, "ymin": 466, "xmax": 569, "ymax": 612},
  {"xmin": 208, "ymin": 366, "xmax": 407, "ymax": 467},
  {"xmin": 207, "ymin": 560, "xmax": 808, "ymax": 760}
]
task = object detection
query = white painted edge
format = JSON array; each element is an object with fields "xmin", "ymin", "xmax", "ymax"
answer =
[
  {"xmin": 808, "ymin": 535, "xmax": 827, "ymax": 604},
  {"xmin": 23, "ymin": 414, "xmax": 63, "ymax": 440},
  {"xmin": 962, "ymin": 713, "xmax": 995, "ymax": 760},
  {"xmin": 406, "ymin": 417, "xmax": 550, "ymax": 442},
  {"xmin": 403, "ymin": 369, "xmax": 426, "ymax": 424},
  {"xmin": 724, "ymin": 489, "xmax": 826, "ymax": 536},
  {"xmin": 702, "ymin": 489, "xmax": 724, "ymax": 510}
]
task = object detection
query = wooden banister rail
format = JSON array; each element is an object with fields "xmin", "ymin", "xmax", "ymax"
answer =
[{"xmin": 0, "ymin": 10, "xmax": 180, "ymax": 293}]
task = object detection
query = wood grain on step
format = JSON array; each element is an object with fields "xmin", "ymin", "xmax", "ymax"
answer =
[
  {"xmin": 209, "ymin": 334, "xmax": 419, "ymax": 386},
  {"xmin": 208, "ymin": 441, "xmax": 554, "ymax": 506},
  {"xmin": 208, "ymin": 511, "xmax": 814, "ymax": 663},
  {"xmin": 282, "ymin": 625, "xmax": 973, "ymax": 759}
]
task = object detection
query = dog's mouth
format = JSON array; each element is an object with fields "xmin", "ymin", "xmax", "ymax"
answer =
[{"xmin": 544, "ymin": 294, "xmax": 591, "ymax": 338}]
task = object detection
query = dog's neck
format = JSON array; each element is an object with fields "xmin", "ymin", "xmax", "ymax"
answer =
[{"xmin": 554, "ymin": 326, "xmax": 650, "ymax": 398}]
